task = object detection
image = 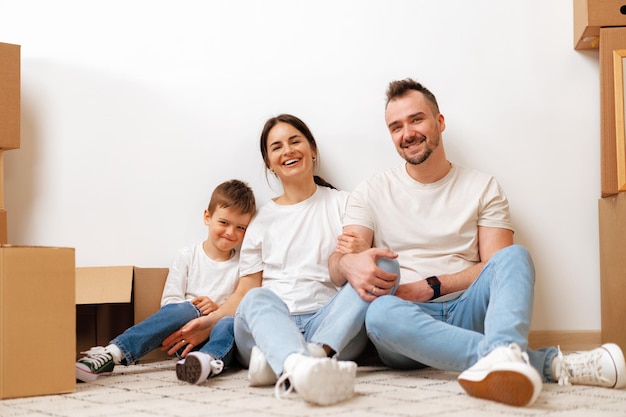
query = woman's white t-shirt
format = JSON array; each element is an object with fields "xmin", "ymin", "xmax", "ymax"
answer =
[
  {"xmin": 238, "ymin": 186, "xmax": 349, "ymax": 315},
  {"xmin": 160, "ymin": 243, "xmax": 240, "ymax": 307}
]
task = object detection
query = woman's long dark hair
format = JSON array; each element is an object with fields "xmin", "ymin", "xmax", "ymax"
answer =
[{"xmin": 259, "ymin": 114, "xmax": 335, "ymax": 189}]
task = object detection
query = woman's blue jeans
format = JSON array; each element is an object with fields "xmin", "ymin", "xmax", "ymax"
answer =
[
  {"xmin": 365, "ymin": 245, "xmax": 558, "ymax": 382},
  {"xmin": 110, "ymin": 301, "xmax": 236, "ymax": 366},
  {"xmin": 234, "ymin": 257, "xmax": 401, "ymax": 376}
]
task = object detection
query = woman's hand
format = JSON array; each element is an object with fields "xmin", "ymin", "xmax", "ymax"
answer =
[
  {"xmin": 336, "ymin": 231, "xmax": 369, "ymax": 254},
  {"xmin": 161, "ymin": 315, "xmax": 214, "ymax": 358},
  {"xmin": 191, "ymin": 296, "xmax": 219, "ymax": 315}
]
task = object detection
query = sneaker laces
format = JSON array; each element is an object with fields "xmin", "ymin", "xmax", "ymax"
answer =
[
  {"xmin": 79, "ymin": 347, "xmax": 112, "ymax": 368},
  {"xmin": 557, "ymin": 345, "xmax": 610, "ymax": 387},
  {"xmin": 274, "ymin": 372, "xmax": 294, "ymax": 400}
]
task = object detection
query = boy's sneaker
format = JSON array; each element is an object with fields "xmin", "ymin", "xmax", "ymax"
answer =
[
  {"xmin": 76, "ymin": 347, "xmax": 115, "ymax": 382},
  {"xmin": 457, "ymin": 343, "xmax": 542, "ymax": 407},
  {"xmin": 557, "ymin": 343, "xmax": 626, "ymax": 388},
  {"xmin": 274, "ymin": 354, "xmax": 357, "ymax": 406},
  {"xmin": 176, "ymin": 352, "xmax": 224, "ymax": 385},
  {"xmin": 248, "ymin": 343, "xmax": 327, "ymax": 387}
]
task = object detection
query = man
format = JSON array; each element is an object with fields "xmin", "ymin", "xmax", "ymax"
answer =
[{"xmin": 329, "ymin": 78, "xmax": 626, "ymax": 407}]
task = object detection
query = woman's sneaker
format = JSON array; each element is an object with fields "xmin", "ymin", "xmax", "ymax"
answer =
[
  {"xmin": 556, "ymin": 343, "xmax": 626, "ymax": 388},
  {"xmin": 76, "ymin": 347, "xmax": 115, "ymax": 382},
  {"xmin": 457, "ymin": 343, "xmax": 542, "ymax": 407},
  {"xmin": 274, "ymin": 354, "xmax": 357, "ymax": 406},
  {"xmin": 176, "ymin": 352, "xmax": 224, "ymax": 385},
  {"xmin": 248, "ymin": 343, "xmax": 327, "ymax": 387}
]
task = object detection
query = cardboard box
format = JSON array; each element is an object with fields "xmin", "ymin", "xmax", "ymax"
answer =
[
  {"xmin": 598, "ymin": 193, "xmax": 626, "ymax": 353},
  {"xmin": 0, "ymin": 42, "xmax": 20, "ymax": 149},
  {"xmin": 574, "ymin": 0, "xmax": 626, "ymax": 50},
  {"xmin": 76, "ymin": 266, "xmax": 170, "ymax": 362},
  {"xmin": 0, "ymin": 210, "xmax": 6, "ymax": 244},
  {"xmin": 0, "ymin": 246, "xmax": 75, "ymax": 399}
]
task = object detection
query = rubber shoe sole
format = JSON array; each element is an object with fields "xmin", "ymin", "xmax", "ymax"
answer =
[
  {"xmin": 176, "ymin": 353, "xmax": 210, "ymax": 385},
  {"xmin": 76, "ymin": 364, "xmax": 112, "ymax": 382},
  {"xmin": 458, "ymin": 363, "xmax": 541, "ymax": 407}
]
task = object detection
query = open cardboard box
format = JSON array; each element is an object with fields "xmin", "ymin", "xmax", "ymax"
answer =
[
  {"xmin": 0, "ymin": 246, "xmax": 75, "ymax": 399},
  {"xmin": 76, "ymin": 266, "xmax": 170, "ymax": 362}
]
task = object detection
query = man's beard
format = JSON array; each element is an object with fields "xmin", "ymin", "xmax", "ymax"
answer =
[{"xmin": 405, "ymin": 147, "xmax": 433, "ymax": 165}]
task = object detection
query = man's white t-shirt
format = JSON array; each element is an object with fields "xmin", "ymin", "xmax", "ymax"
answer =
[
  {"xmin": 238, "ymin": 186, "xmax": 348, "ymax": 315},
  {"xmin": 343, "ymin": 163, "xmax": 513, "ymax": 293},
  {"xmin": 160, "ymin": 243, "xmax": 240, "ymax": 307}
]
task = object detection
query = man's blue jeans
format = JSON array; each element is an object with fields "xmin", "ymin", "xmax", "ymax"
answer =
[{"xmin": 365, "ymin": 245, "xmax": 558, "ymax": 382}]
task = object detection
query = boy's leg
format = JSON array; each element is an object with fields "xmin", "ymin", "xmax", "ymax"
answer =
[
  {"xmin": 77, "ymin": 301, "xmax": 201, "ymax": 382},
  {"xmin": 110, "ymin": 301, "xmax": 202, "ymax": 364},
  {"xmin": 176, "ymin": 316, "xmax": 235, "ymax": 384}
]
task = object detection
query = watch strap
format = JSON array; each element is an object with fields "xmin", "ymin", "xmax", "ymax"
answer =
[{"xmin": 426, "ymin": 276, "xmax": 441, "ymax": 300}]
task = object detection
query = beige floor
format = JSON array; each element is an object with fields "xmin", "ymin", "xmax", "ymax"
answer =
[{"xmin": 2, "ymin": 358, "xmax": 626, "ymax": 417}]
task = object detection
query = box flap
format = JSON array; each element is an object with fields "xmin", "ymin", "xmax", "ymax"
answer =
[{"xmin": 76, "ymin": 266, "xmax": 134, "ymax": 304}]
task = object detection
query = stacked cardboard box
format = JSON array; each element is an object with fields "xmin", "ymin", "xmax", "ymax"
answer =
[
  {"xmin": 0, "ymin": 41, "xmax": 20, "ymax": 243},
  {"xmin": 0, "ymin": 42, "xmax": 78, "ymax": 400}
]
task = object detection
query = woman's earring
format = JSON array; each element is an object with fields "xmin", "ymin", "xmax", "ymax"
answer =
[{"xmin": 312, "ymin": 156, "xmax": 317, "ymax": 162}]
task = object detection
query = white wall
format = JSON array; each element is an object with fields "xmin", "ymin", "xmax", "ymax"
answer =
[{"xmin": 0, "ymin": 1, "xmax": 601, "ymax": 332}]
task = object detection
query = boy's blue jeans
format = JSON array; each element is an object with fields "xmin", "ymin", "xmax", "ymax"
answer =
[
  {"xmin": 110, "ymin": 301, "xmax": 236, "ymax": 366},
  {"xmin": 234, "ymin": 257, "xmax": 401, "ymax": 376},
  {"xmin": 365, "ymin": 245, "xmax": 558, "ymax": 382}
]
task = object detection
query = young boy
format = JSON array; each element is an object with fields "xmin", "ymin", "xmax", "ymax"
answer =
[{"xmin": 76, "ymin": 179, "xmax": 256, "ymax": 383}]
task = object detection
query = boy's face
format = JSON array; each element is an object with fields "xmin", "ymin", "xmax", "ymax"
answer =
[{"xmin": 204, "ymin": 206, "xmax": 253, "ymax": 257}]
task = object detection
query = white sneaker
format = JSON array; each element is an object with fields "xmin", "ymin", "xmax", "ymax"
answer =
[
  {"xmin": 457, "ymin": 343, "xmax": 542, "ymax": 407},
  {"xmin": 248, "ymin": 343, "xmax": 327, "ymax": 387},
  {"xmin": 556, "ymin": 343, "xmax": 626, "ymax": 388},
  {"xmin": 176, "ymin": 352, "xmax": 224, "ymax": 385},
  {"xmin": 274, "ymin": 354, "xmax": 357, "ymax": 406}
]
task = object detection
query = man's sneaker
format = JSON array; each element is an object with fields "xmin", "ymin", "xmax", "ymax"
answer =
[
  {"xmin": 457, "ymin": 343, "xmax": 542, "ymax": 407},
  {"xmin": 76, "ymin": 347, "xmax": 115, "ymax": 382},
  {"xmin": 557, "ymin": 343, "xmax": 626, "ymax": 388},
  {"xmin": 248, "ymin": 343, "xmax": 327, "ymax": 387},
  {"xmin": 176, "ymin": 352, "xmax": 224, "ymax": 385},
  {"xmin": 274, "ymin": 354, "xmax": 357, "ymax": 406}
]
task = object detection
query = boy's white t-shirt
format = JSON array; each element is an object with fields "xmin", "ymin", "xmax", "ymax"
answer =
[
  {"xmin": 239, "ymin": 186, "xmax": 349, "ymax": 315},
  {"xmin": 160, "ymin": 242, "xmax": 240, "ymax": 307},
  {"xmin": 343, "ymin": 163, "xmax": 513, "ymax": 291}
]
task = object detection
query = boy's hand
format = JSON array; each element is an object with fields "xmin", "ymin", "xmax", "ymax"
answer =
[
  {"xmin": 336, "ymin": 231, "xmax": 369, "ymax": 254},
  {"xmin": 191, "ymin": 296, "xmax": 219, "ymax": 315}
]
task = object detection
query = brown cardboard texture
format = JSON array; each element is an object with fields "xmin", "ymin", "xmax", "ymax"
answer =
[
  {"xmin": 75, "ymin": 266, "xmax": 169, "ymax": 362},
  {"xmin": 0, "ymin": 42, "xmax": 20, "ymax": 149},
  {"xmin": 574, "ymin": 0, "xmax": 626, "ymax": 50},
  {"xmin": 0, "ymin": 246, "xmax": 75, "ymax": 399},
  {"xmin": 598, "ymin": 194, "xmax": 626, "ymax": 353},
  {"xmin": 0, "ymin": 210, "xmax": 7, "ymax": 244}
]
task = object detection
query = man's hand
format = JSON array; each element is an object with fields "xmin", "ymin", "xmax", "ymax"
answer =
[
  {"xmin": 395, "ymin": 281, "xmax": 435, "ymax": 302},
  {"xmin": 339, "ymin": 248, "xmax": 399, "ymax": 302}
]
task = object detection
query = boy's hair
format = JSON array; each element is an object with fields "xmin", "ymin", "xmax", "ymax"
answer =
[
  {"xmin": 207, "ymin": 179, "xmax": 256, "ymax": 215},
  {"xmin": 385, "ymin": 78, "xmax": 440, "ymax": 113}
]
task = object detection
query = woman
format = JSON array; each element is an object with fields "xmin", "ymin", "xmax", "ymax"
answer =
[{"xmin": 233, "ymin": 114, "xmax": 399, "ymax": 406}]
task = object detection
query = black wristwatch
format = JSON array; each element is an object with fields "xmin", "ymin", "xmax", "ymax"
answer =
[{"xmin": 426, "ymin": 276, "xmax": 441, "ymax": 300}]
